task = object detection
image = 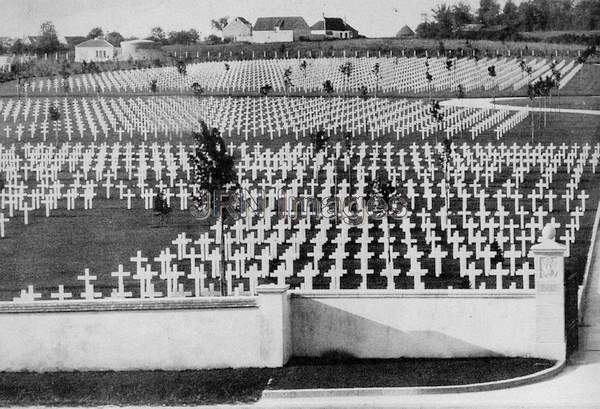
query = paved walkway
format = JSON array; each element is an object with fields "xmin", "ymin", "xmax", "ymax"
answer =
[
  {"xmin": 253, "ymin": 230, "xmax": 600, "ymax": 408},
  {"xmin": 441, "ymin": 97, "xmax": 600, "ymax": 116}
]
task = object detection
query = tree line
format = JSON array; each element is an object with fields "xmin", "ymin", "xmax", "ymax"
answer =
[{"xmin": 417, "ymin": 0, "xmax": 600, "ymax": 40}]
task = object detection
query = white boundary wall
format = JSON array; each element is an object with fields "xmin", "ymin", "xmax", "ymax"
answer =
[
  {"xmin": 291, "ymin": 290, "xmax": 537, "ymax": 358},
  {"xmin": 0, "ymin": 240, "xmax": 568, "ymax": 373},
  {"xmin": 0, "ymin": 287, "xmax": 291, "ymax": 372}
]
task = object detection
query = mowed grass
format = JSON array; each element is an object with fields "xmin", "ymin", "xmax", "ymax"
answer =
[
  {"xmin": 0, "ymin": 357, "xmax": 554, "ymax": 406},
  {"xmin": 500, "ymin": 96, "xmax": 600, "ymax": 110},
  {"xmin": 0, "ymin": 99, "xmax": 599, "ymax": 299},
  {"xmin": 559, "ymin": 64, "xmax": 600, "ymax": 96}
]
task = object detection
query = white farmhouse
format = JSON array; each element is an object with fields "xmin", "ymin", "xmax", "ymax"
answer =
[
  {"xmin": 222, "ymin": 17, "xmax": 253, "ymax": 42},
  {"xmin": 74, "ymin": 37, "xmax": 114, "ymax": 63}
]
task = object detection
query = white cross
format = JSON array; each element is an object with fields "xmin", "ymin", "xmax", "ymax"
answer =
[
  {"xmin": 50, "ymin": 284, "xmax": 73, "ymax": 301},
  {"xmin": 110, "ymin": 264, "xmax": 132, "ymax": 298},
  {"xmin": 77, "ymin": 268, "xmax": 102, "ymax": 300},
  {"xmin": 0, "ymin": 213, "xmax": 8, "ymax": 238}
]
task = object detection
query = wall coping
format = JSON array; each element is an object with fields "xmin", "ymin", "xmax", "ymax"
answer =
[
  {"xmin": 290, "ymin": 289, "xmax": 536, "ymax": 299},
  {"xmin": 0, "ymin": 297, "xmax": 258, "ymax": 314}
]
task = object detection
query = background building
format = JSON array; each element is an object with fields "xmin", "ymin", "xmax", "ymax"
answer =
[
  {"xmin": 250, "ymin": 17, "xmax": 310, "ymax": 43},
  {"xmin": 222, "ymin": 17, "xmax": 253, "ymax": 42},
  {"xmin": 74, "ymin": 37, "xmax": 114, "ymax": 62},
  {"xmin": 310, "ymin": 17, "xmax": 359, "ymax": 40},
  {"xmin": 119, "ymin": 39, "xmax": 163, "ymax": 61}
]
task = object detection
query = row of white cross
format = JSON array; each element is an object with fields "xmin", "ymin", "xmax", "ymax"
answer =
[
  {"xmin": 7, "ymin": 139, "xmax": 597, "ymax": 300},
  {"xmin": 21, "ymin": 56, "xmax": 580, "ymax": 95},
  {"xmin": 0, "ymin": 96, "xmax": 531, "ymax": 143}
]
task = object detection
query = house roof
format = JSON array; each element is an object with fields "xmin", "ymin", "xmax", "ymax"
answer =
[
  {"xmin": 310, "ymin": 17, "xmax": 348, "ymax": 31},
  {"xmin": 64, "ymin": 36, "xmax": 87, "ymax": 46},
  {"xmin": 235, "ymin": 17, "xmax": 252, "ymax": 26},
  {"xmin": 254, "ymin": 17, "xmax": 309, "ymax": 31},
  {"xmin": 396, "ymin": 25, "xmax": 415, "ymax": 37},
  {"xmin": 344, "ymin": 22, "xmax": 359, "ymax": 34},
  {"xmin": 75, "ymin": 38, "xmax": 114, "ymax": 48}
]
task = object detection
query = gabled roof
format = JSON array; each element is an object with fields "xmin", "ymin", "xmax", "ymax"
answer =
[
  {"xmin": 75, "ymin": 38, "xmax": 114, "ymax": 48},
  {"xmin": 344, "ymin": 22, "xmax": 359, "ymax": 34},
  {"xmin": 311, "ymin": 17, "xmax": 347, "ymax": 31},
  {"xmin": 396, "ymin": 25, "xmax": 415, "ymax": 37},
  {"xmin": 64, "ymin": 36, "xmax": 87, "ymax": 46},
  {"xmin": 236, "ymin": 17, "xmax": 252, "ymax": 26},
  {"xmin": 254, "ymin": 17, "xmax": 309, "ymax": 31}
]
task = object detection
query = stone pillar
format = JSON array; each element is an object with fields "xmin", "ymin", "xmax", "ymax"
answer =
[
  {"xmin": 531, "ymin": 224, "xmax": 566, "ymax": 361},
  {"xmin": 257, "ymin": 284, "xmax": 291, "ymax": 367}
]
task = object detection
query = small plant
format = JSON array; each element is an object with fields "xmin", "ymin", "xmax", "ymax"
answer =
[
  {"xmin": 283, "ymin": 67, "xmax": 293, "ymax": 95},
  {"xmin": 371, "ymin": 62, "xmax": 380, "ymax": 96},
  {"xmin": 259, "ymin": 84, "xmax": 272, "ymax": 97},
  {"xmin": 299, "ymin": 60, "xmax": 307, "ymax": 77},
  {"xmin": 339, "ymin": 61, "xmax": 352, "ymax": 96},
  {"xmin": 150, "ymin": 79, "xmax": 158, "ymax": 93},
  {"xmin": 359, "ymin": 85, "xmax": 368, "ymax": 99},
  {"xmin": 49, "ymin": 105, "xmax": 61, "ymax": 141},
  {"xmin": 191, "ymin": 82, "xmax": 203, "ymax": 95},
  {"xmin": 176, "ymin": 59, "xmax": 187, "ymax": 76},
  {"xmin": 488, "ymin": 65, "xmax": 497, "ymax": 103},
  {"xmin": 310, "ymin": 128, "xmax": 330, "ymax": 153}
]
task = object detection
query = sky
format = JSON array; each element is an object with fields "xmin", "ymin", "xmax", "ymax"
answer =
[{"xmin": 0, "ymin": 0, "xmax": 518, "ymax": 39}]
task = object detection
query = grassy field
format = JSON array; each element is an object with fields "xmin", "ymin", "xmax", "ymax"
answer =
[
  {"xmin": 500, "ymin": 96, "xmax": 600, "ymax": 110},
  {"xmin": 0, "ymin": 357, "xmax": 554, "ymax": 405},
  {"xmin": 0, "ymin": 102, "xmax": 598, "ymax": 299}
]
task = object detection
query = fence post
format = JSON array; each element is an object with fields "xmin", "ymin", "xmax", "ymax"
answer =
[
  {"xmin": 257, "ymin": 284, "xmax": 291, "ymax": 367},
  {"xmin": 530, "ymin": 223, "xmax": 566, "ymax": 361}
]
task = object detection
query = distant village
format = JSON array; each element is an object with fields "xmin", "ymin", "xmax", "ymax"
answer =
[{"xmin": 1, "ymin": 15, "xmax": 411, "ymax": 72}]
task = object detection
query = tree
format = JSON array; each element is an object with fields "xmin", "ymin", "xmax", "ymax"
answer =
[
  {"xmin": 339, "ymin": 61, "xmax": 353, "ymax": 96},
  {"xmin": 366, "ymin": 174, "xmax": 407, "ymax": 270},
  {"xmin": 168, "ymin": 29, "xmax": 199, "ymax": 45},
  {"xmin": 432, "ymin": 4, "xmax": 454, "ymax": 37},
  {"xmin": 452, "ymin": 2, "xmax": 474, "ymax": 31},
  {"xmin": 87, "ymin": 27, "xmax": 104, "ymax": 39},
  {"xmin": 415, "ymin": 21, "xmax": 440, "ymax": 38},
  {"xmin": 10, "ymin": 39, "xmax": 30, "ymax": 55},
  {"xmin": 502, "ymin": 0, "xmax": 520, "ymax": 30},
  {"xmin": 322, "ymin": 80, "xmax": 335, "ymax": 126},
  {"xmin": 211, "ymin": 17, "xmax": 230, "ymax": 39},
  {"xmin": 283, "ymin": 67, "xmax": 293, "ymax": 95},
  {"xmin": 149, "ymin": 26, "xmax": 166, "ymax": 43},
  {"xmin": 573, "ymin": 0, "xmax": 600, "ymax": 30},
  {"xmin": 105, "ymin": 31, "xmax": 124, "ymax": 47},
  {"xmin": 299, "ymin": 60, "xmax": 308, "ymax": 77},
  {"xmin": 478, "ymin": 0, "xmax": 501, "ymax": 26},
  {"xmin": 425, "ymin": 59, "xmax": 434, "ymax": 102},
  {"xmin": 371, "ymin": 63, "xmax": 380, "ymax": 97},
  {"xmin": 259, "ymin": 84, "xmax": 272, "ymax": 97},
  {"xmin": 59, "ymin": 60, "xmax": 72, "ymax": 92},
  {"xmin": 49, "ymin": 105, "xmax": 61, "ymax": 142},
  {"xmin": 429, "ymin": 99, "xmax": 445, "ymax": 145},
  {"xmin": 37, "ymin": 21, "xmax": 61, "ymax": 54},
  {"xmin": 176, "ymin": 59, "xmax": 187, "ymax": 76},
  {"xmin": 205, "ymin": 34, "xmax": 221, "ymax": 44},
  {"xmin": 310, "ymin": 129, "xmax": 330, "ymax": 153},
  {"xmin": 487, "ymin": 65, "xmax": 497, "ymax": 103},
  {"xmin": 189, "ymin": 121, "xmax": 238, "ymax": 295},
  {"xmin": 191, "ymin": 82, "xmax": 204, "ymax": 95}
]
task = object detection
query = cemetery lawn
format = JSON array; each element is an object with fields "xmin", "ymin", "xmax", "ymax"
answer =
[
  {"xmin": 500, "ymin": 96, "xmax": 600, "ymax": 110},
  {"xmin": 0, "ymin": 357, "xmax": 554, "ymax": 405}
]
